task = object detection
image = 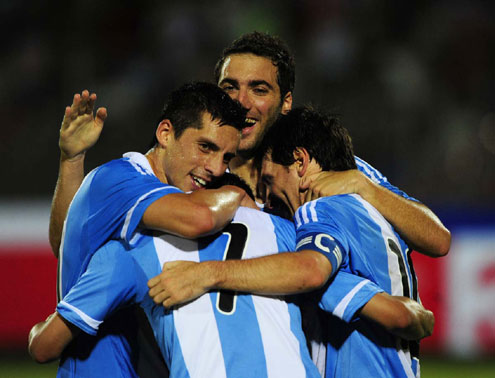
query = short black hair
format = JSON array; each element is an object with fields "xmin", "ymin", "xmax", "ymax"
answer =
[
  {"xmin": 214, "ymin": 31, "xmax": 295, "ymax": 99},
  {"xmin": 151, "ymin": 82, "xmax": 247, "ymax": 147},
  {"xmin": 258, "ymin": 106, "xmax": 356, "ymax": 171}
]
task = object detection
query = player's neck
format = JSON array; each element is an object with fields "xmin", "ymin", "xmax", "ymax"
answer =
[
  {"xmin": 146, "ymin": 148, "xmax": 168, "ymax": 184},
  {"xmin": 228, "ymin": 156, "xmax": 263, "ymax": 203}
]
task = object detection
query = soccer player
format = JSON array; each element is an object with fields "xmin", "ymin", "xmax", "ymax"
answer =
[
  {"xmin": 44, "ymin": 82, "xmax": 252, "ymax": 377},
  {"xmin": 148, "ymin": 107, "xmax": 434, "ymax": 377}
]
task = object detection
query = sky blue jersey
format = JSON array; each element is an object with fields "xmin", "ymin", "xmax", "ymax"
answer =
[
  {"xmin": 295, "ymin": 194, "xmax": 420, "ymax": 378},
  {"xmin": 57, "ymin": 207, "xmax": 321, "ymax": 378},
  {"xmin": 56, "ymin": 151, "xmax": 181, "ymax": 377}
]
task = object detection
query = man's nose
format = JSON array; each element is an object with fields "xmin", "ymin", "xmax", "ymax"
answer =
[
  {"xmin": 236, "ymin": 88, "xmax": 252, "ymax": 110},
  {"xmin": 205, "ymin": 154, "xmax": 227, "ymax": 178}
]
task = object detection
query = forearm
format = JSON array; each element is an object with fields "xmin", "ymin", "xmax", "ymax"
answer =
[
  {"xmin": 207, "ymin": 250, "xmax": 330, "ymax": 295},
  {"xmin": 142, "ymin": 185, "xmax": 247, "ymax": 239},
  {"xmin": 49, "ymin": 155, "xmax": 86, "ymax": 256},
  {"xmin": 29, "ymin": 312, "xmax": 76, "ymax": 363},
  {"xmin": 360, "ymin": 293, "xmax": 434, "ymax": 340},
  {"xmin": 358, "ymin": 176, "xmax": 450, "ymax": 257}
]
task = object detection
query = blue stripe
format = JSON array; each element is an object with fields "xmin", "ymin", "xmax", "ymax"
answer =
[
  {"xmin": 198, "ymin": 235, "xmax": 268, "ymax": 378},
  {"xmin": 287, "ymin": 302, "xmax": 321, "ymax": 377}
]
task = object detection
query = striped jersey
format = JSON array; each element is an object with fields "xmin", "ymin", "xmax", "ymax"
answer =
[
  {"xmin": 295, "ymin": 194, "xmax": 420, "ymax": 378},
  {"xmin": 57, "ymin": 207, "xmax": 320, "ymax": 378},
  {"xmin": 57, "ymin": 151, "xmax": 181, "ymax": 377}
]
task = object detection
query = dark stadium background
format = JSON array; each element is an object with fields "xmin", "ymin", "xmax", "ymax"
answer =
[{"xmin": 0, "ymin": 1, "xmax": 493, "ymax": 377}]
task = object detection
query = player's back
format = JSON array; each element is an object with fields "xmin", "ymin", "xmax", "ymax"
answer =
[
  {"xmin": 297, "ymin": 194, "xmax": 419, "ymax": 378},
  {"xmin": 132, "ymin": 206, "xmax": 320, "ymax": 378}
]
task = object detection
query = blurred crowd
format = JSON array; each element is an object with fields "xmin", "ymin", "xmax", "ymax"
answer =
[{"xmin": 1, "ymin": 0, "xmax": 493, "ymax": 207}]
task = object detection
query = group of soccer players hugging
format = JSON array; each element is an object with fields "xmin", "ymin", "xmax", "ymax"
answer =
[{"xmin": 28, "ymin": 32, "xmax": 450, "ymax": 377}]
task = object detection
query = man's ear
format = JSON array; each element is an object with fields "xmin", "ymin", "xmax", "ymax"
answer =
[
  {"xmin": 293, "ymin": 147, "xmax": 310, "ymax": 177},
  {"xmin": 155, "ymin": 119, "xmax": 174, "ymax": 147},
  {"xmin": 281, "ymin": 92, "xmax": 292, "ymax": 115}
]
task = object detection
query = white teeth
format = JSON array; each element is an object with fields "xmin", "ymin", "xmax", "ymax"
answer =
[
  {"xmin": 245, "ymin": 118, "xmax": 256, "ymax": 125},
  {"xmin": 193, "ymin": 176, "xmax": 206, "ymax": 187}
]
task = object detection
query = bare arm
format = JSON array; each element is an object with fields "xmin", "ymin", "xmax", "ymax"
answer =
[
  {"xmin": 142, "ymin": 185, "xmax": 253, "ymax": 239},
  {"xmin": 302, "ymin": 170, "xmax": 451, "ymax": 257},
  {"xmin": 359, "ymin": 293, "xmax": 434, "ymax": 340},
  {"xmin": 28, "ymin": 312, "xmax": 78, "ymax": 363},
  {"xmin": 148, "ymin": 250, "xmax": 332, "ymax": 308},
  {"xmin": 49, "ymin": 90, "xmax": 106, "ymax": 256}
]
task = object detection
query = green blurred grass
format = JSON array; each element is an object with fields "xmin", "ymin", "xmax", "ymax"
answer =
[{"xmin": 0, "ymin": 353, "xmax": 493, "ymax": 377}]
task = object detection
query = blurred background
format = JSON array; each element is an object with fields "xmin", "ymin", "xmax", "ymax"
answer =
[{"xmin": 0, "ymin": 0, "xmax": 493, "ymax": 376}]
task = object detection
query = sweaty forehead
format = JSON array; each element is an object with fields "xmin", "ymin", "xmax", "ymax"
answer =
[{"xmin": 219, "ymin": 53, "xmax": 279, "ymax": 86}]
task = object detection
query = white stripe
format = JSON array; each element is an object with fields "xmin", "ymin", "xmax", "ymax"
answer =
[
  {"xmin": 353, "ymin": 194, "xmax": 407, "ymax": 296},
  {"xmin": 252, "ymin": 296, "xmax": 306, "ymax": 377},
  {"xmin": 355, "ymin": 157, "xmax": 381, "ymax": 184},
  {"xmin": 59, "ymin": 300, "xmax": 103, "ymax": 330},
  {"xmin": 153, "ymin": 235, "xmax": 227, "ymax": 378},
  {"xmin": 294, "ymin": 209, "xmax": 302, "ymax": 228},
  {"xmin": 295, "ymin": 236, "xmax": 313, "ymax": 250},
  {"xmin": 397, "ymin": 348, "xmax": 415, "ymax": 378},
  {"xmin": 333, "ymin": 279, "xmax": 370, "ymax": 319},
  {"xmin": 120, "ymin": 186, "xmax": 176, "ymax": 241},
  {"xmin": 128, "ymin": 159, "xmax": 148, "ymax": 175},
  {"xmin": 332, "ymin": 245, "xmax": 343, "ymax": 268},
  {"xmin": 301, "ymin": 202, "xmax": 310, "ymax": 225},
  {"xmin": 309, "ymin": 200, "xmax": 318, "ymax": 222}
]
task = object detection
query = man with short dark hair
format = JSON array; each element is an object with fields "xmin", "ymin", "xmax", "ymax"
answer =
[
  {"xmin": 31, "ymin": 82, "xmax": 253, "ymax": 377},
  {"xmin": 211, "ymin": 31, "xmax": 450, "ymax": 257}
]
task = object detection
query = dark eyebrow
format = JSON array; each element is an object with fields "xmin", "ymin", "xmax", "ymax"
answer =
[
  {"xmin": 218, "ymin": 78, "xmax": 239, "ymax": 88},
  {"xmin": 249, "ymin": 80, "xmax": 274, "ymax": 90}
]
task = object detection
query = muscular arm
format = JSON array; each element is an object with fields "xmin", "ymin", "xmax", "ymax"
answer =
[
  {"xmin": 302, "ymin": 170, "xmax": 451, "ymax": 257},
  {"xmin": 28, "ymin": 312, "xmax": 78, "ymax": 363},
  {"xmin": 148, "ymin": 250, "xmax": 332, "ymax": 307},
  {"xmin": 142, "ymin": 185, "xmax": 253, "ymax": 239},
  {"xmin": 49, "ymin": 90, "xmax": 106, "ymax": 256},
  {"xmin": 359, "ymin": 293, "xmax": 434, "ymax": 340}
]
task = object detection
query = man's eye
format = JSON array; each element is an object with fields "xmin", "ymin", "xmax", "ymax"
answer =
[
  {"xmin": 222, "ymin": 85, "xmax": 235, "ymax": 92},
  {"xmin": 199, "ymin": 143, "xmax": 210, "ymax": 151},
  {"xmin": 253, "ymin": 87, "xmax": 268, "ymax": 94}
]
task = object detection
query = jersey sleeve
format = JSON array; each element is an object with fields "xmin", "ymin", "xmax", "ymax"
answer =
[
  {"xmin": 56, "ymin": 242, "xmax": 139, "ymax": 335},
  {"xmin": 294, "ymin": 200, "xmax": 349, "ymax": 277},
  {"xmin": 319, "ymin": 270, "xmax": 384, "ymax": 323},
  {"xmin": 354, "ymin": 156, "xmax": 419, "ymax": 202},
  {"xmin": 85, "ymin": 158, "xmax": 183, "ymax": 246}
]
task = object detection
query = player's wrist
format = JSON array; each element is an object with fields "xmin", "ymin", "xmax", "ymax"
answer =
[
  {"xmin": 201, "ymin": 260, "xmax": 223, "ymax": 290},
  {"xmin": 354, "ymin": 170, "xmax": 374, "ymax": 199},
  {"xmin": 60, "ymin": 149, "xmax": 86, "ymax": 163}
]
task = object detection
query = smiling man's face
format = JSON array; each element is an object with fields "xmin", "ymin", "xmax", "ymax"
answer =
[
  {"xmin": 217, "ymin": 53, "xmax": 292, "ymax": 158},
  {"xmin": 160, "ymin": 112, "xmax": 240, "ymax": 192}
]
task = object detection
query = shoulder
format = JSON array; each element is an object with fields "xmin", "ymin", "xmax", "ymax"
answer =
[{"xmin": 295, "ymin": 195, "xmax": 358, "ymax": 225}]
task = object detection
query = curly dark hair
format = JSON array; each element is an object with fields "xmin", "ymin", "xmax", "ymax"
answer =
[{"xmin": 214, "ymin": 31, "xmax": 295, "ymax": 98}]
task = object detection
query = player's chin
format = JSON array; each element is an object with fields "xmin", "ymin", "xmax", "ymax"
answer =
[{"xmin": 238, "ymin": 133, "xmax": 260, "ymax": 153}]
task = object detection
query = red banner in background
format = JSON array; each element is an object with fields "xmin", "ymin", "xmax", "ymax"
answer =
[
  {"xmin": 412, "ymin": 252, "xmax": 447, "ymax": 353},
  {"xmin": 0, "ymin": 245, "xmax": 57, "ymax": 349}
]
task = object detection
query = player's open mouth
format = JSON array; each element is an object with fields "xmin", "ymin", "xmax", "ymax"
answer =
[
  {"xmin": 191, "ymin": 175, "xmax": 207, "ymax": 189},
  {"xmin": 243, "ymin": 117, "xmax": 257, "ymax": 135}
]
